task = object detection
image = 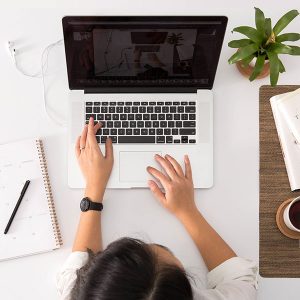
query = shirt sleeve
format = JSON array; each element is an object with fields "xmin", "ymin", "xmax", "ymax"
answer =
[
  {"xmin": 56, "ymin": 251, "xmax": 89, "ymax": 300},
  {"xmin": 194, "ymin": 257, "xmax": 258, "ymax": 300}
]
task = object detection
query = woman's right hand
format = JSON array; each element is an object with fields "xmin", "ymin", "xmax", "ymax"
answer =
[{"xmin": 147, "ymin": 154, "xmax": 196, "ymax": 221}]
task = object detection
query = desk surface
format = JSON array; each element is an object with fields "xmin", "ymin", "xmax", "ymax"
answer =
[{"xmin": 0, "ymin": 1, "xmax": 300, "ymax": 299}]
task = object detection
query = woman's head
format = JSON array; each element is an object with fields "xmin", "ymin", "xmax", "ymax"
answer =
[{"xmin": 72, "ymin": 238, "xmax": 193, "ymax": 300}]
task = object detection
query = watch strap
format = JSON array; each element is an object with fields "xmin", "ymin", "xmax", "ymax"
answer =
[{"xmin": 89, "ymin": 201, "xmax": 103, "ymax": 211}]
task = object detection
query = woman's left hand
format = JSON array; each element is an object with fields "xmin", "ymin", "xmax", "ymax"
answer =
[{"xmin": 75, "ymin": 117, "xmax": 114, "ymax": 202}]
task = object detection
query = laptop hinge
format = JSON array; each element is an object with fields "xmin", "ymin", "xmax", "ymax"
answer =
[{"xmin": 84, "ymin": 87, "xmax": 199, "ymax": 94}]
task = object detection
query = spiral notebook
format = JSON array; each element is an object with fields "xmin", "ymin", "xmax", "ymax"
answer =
[{"xmin": 0, "ymin": 138, "xmax": 62, "ymax": 261}]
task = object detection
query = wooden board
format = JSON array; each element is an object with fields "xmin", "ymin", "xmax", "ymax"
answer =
[{"xmin": 259, "ymin": 85, "xmax": 300, "ymax": 278}]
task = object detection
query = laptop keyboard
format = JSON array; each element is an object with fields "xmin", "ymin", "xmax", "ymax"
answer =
[{"xmin": 85, "ymin": 101, "xmax": 196, "ymax": 144}]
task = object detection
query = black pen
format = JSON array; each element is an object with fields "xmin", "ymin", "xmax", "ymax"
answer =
[{"xmin": 4, "ymin": 180, "xmax": 31, "ymax": 234}]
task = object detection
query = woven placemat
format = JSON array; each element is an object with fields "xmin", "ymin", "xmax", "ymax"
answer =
[{"xmin": 259, "ymin": 85, "xmax": 300, "ymax": 278}]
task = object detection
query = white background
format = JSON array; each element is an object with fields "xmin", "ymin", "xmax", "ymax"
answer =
[{"xmin": 0, "ymin": 0, "xmax": 300, "ymax": 299}]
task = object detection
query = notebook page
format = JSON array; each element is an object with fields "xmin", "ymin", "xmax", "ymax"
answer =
[{"xmin": 0, "ymin": 139, "xmax": 57, "ymax": 261}]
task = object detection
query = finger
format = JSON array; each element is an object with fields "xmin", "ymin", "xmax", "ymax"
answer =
[
  {"xmin": 75, "ymin": 136, "xmax": 81, "ymax": 158},
  {"xmin": 87, "ymin": 117, "xmax": 98, "ymax": 148},
  {"xmin": 93, "ymin": 122, "xmax": 101, "ymax": 135},
  {"xmin": 155, "ymin": 154, "xmax": 178, "ymax": 180},
  {"xmin": 148, "ymin": 180, "xmax": 166, "ymax": 204},
  {"xmin": 80, "ymin": 125, "xmax": 88, "ymax": 149},
  {"xmin": 165, "ymin": 154, "xmax": 184, "ymax": 177},
  {"xmin": 147, "ymin": 166, "xmax": 169, "ymax": 186},
  {"xmin": 105, "ymin": 137, "xmax": 114, "ymax": 161},
  {"xmin": 184, "ymin": 155, "xmax": 193, "ymax": 181}
]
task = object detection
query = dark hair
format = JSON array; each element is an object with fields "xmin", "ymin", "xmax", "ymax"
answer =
[{"xmin": 71, "ymin": 238, "xmax": 193, "ymax": 300}]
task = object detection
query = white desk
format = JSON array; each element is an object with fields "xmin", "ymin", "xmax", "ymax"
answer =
[{"xmin": 1, "ymin": 1, "xmax": 300, "ymax": 299}]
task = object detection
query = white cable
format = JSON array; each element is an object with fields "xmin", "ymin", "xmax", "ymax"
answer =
[{"xmin": 9, "ymin": 39, "xmax": 67, "ymax": 127}]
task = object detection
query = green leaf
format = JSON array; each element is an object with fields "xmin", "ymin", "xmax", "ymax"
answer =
[
  {"xmin": 228, "ymin": 44, "xmax": 259, "ymax": 64},
  {"xmin": 249, "ymin": 54, "xmax": 266, "ymax": 81},
  {"xmin": 228, "ymin": 39, "xmax": 253, "ymax": 48},
  {"xmin": 278, "ymin": 58, "xmax": 286, "ymax": 73},
  {"xmin": 269, "ymin": 43, "xmax": 300, "ymax": 55},
  {"xmin": 232, "ymin": 26, "xmax": 263, "ymax": 44},
  {"xmin": 241, "ymin": 54, "xmax": 256, "ymax": 67},
  {"xmin": 267, "ymin": 51, "xmax": 280, "ymax": 86},
  {"xmin": 265, "ymin": 18, "xmax": 272, "ymax": 38},
  {"xmin": 255, "ymin": 7, "xmax": 266, "ymax": 36},
  {"xmin": 273, "ymin": 10, "xmax": 299, "ymax": 35},
  {"xmin": 276, "ymin": 33, "xmax": 300, "ymax": 42}
]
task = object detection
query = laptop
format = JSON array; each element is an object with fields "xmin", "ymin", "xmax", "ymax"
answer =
[{"xmin": 62, "ymin": 16, "xmax": 227, "ymax": 189}]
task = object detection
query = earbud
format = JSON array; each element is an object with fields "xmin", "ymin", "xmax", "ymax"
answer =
[{"xmin": 6, "ymin": 41, "xmax": 17, "ymax": 64}]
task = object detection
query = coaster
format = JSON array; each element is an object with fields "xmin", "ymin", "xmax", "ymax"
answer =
[{"xmin": 276, "ymin": 198, "xmax": 300, "ymax": 240}]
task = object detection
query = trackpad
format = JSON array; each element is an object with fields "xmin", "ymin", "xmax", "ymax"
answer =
[{"xmin": 119, "ymin": 151, "xmax": 161, "ymax": 182}]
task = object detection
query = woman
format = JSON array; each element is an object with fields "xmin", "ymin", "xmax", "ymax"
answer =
[{"xmin": 57, "ymin": 117, "xmax": 257, "ymax": 299}]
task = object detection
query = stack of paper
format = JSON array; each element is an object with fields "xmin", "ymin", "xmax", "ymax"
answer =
[{"xmin": 270, "ymin": 88, "xmax": 300, "ymax": 191}]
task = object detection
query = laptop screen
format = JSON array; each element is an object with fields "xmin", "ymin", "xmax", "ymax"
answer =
[{"xmin": 62, "ymin": 16, "xmax": 227, "ymax": 91}]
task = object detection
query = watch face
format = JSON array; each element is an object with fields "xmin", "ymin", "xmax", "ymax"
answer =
[{"xmin": 80, "ymin": 198, "xmax": 90, "ymax": 211}]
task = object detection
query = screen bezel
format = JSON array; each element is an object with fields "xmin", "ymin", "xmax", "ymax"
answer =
[{"xmin": 62, "ymin": 16, "xmax": 228, "ymax": 92}]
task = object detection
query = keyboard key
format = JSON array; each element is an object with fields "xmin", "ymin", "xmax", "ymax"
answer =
[
  {"xmin": 153, "ymin": 121, "xmax": 159, "ymax": 128},
  {"xmin": 189, "ymin": 101, "xmax": 196, "ymax": 105},
  {"xmin": 143, "ymin": 114, "xmax": 150, "ymax": 120},
  {"xmin": 189, "ymin": 114, "xmax": 196, "ymax": 120},
  {"xmin": 132, "ymin": 107, "xmax": 138, "ymax": 113},
  {"xmin": 181, "ymin": 101, "xmax": 188, "ymax": 105},
  {"xmin": 183, "ymin": 121, "xmax": 196, "ymax": 127},
  {"xmin": 124, "ymin": 107, "xmax": 131, "ymax": 113},
  {"xmin": 139, "ymin": 107, "xmax": 146, "ymax": 113},
  {"xmin": 173, "ymin": 101, "xmax": 179, "ymax": 105},
  {"xmin": 162, "ymin": 107, "xmax": 169, "ymax": 113},
  {"xmin": 156, "ymin": 129, "xmax": 163, "ymax": 135},
  {"xmin": 165, "ymin": 102, "xmax": 172, "ymax": 105},
  {"xmin": 100, "ymin": 121, "xmax": 106, "ymax": 128},
  {"xmin": 114, "ymin": 121, "xmax": 121, "ymax": 128},
  {"xmin": 111, "ymin": 129, "xmax": 117, "ymax": 135},
  {"xmin": 149, "ymin": 101, "xmax": 156, "ymax": 105},
  {"xmin": 110, "ymin": 102, "xmax": 116, "ymax": 106},
  {"xmin": 120, "ymin": 114, "xmax": 127, "ymax": 120},
  {"xmin": 102, "ymin": 102, "xmax": 108, "ymax": 106},
  {"xmin": 122, "ymin": 121, "xmax": 129, "ymax": 128},
  {"xmin": 117, "ymin": 107, "xmax": 123, "ymax": 113},
  {"xmin": 86, "ymin": 107, "xmax": 92, "ymax": 113},
  {"xmin": 174, "ymin": 139, "xmax": 180, "ymax": 143},
  {"xmin": 118, "ymin": 129, "xmax": 125, "ymax": 135},
  {"xmin": 133, "ymin": 102, "xmax": 140, "ymax": 105},
  {"xmin": 102, "ymin": 129, "xmax": 109, "ymax": 135},
  {"xmin": 170, "ymin": 106, "xmax": 176, "ymax": 113},
  {"xmin": 117, "ymin": 102, "xmax": 124, "ymax": 105},
  {"xmin": 101, "ymin": 107, "xmax": 108, "ymax": 113},
  {"xmin": 151, "ymin": 114, "xmax": 158, "ymax": 120},
  {"xmin": 94, "ymin": 102, "xmax": 100, "ymax": 106},
  {"xmin": 185, "ymin": 106, "xmax": 196, "ymax": 113},
  {"xmin": 97, "ymin": 114, "xmax": 104, "ymax": 120},
  {"xmin": 155, "ymin": 107, "xmax": 161, "ymax": 113},
  {"xmin": 128, "ymin": 114, "xmax": 134, "ymax": 120},
  {"xmin": 110, "ymin": 136, "xmax": 117, "ymax": 143},
  {"xmin": 135, "ymin": 114, "xmax": 142, "ymax": 120},
  {"xmin": 189, "ymin": 139, "xmax": 196, "ymax": 143},
  {"xmin": 147, "ymin": 107, "xmax": 154, "ymax": 113},
  {"xmin": 105, "ymin": 114, "xmax": 112, "ymax": 120},
  {"xmin": 126, "ymin": 129, "xmax": 133, "ymax": 135},
  {"xmin": 113, "ymin": 114, "xmax": 119, "ymax": 120},
  {"xmin": 176, "ymin": 121, "xmax": 182, "ymax": 127},
  {"xmin": 101, "ymin": 136, "xmax": 107, "ymax": 143},
  {"xmin": 166, "ymin": 114, "xmax": 172, "ymax": 120},
  {"xmin": 109, "ymin": 107, "xmax": 115, "ymax": 113},
  {"xmin": 174, "ymin": 114, "xmax": 180, "ymax": 120},
  {"xmin": 96, "ymin": 136, "xmax": 100, "ymax": 143},
  {"xmin": 145, "ymin": 121, "xmax": 151, "ymax": 127},
  {"xmin": 137, "ymin": 121, "xmax": 144, "ymax": 128},
  {"xmin": 160, "ymin": 121, "xmax": 167, "ymax": 127},
  {"xmin": 181, "ymin": 114, "xmax": 188, "ymax": 120},
  {"xmin": 93, "ymin": 107, "xmax": 100, "ymax": 113},
  {"xmin": 141, "ymin": 129, "xmax": 148, "ymax": 135},
  {"xmin": 172, "ymin": 128, "xmax": 179, "ymax": 135},
  {"xmin": 96, "ymin": 129, "xmax": 102, "ymax": 135},
  {"xmin": 164, "ymin": 129, "xmax": 171, "ymax": 135},
  {"xmin": 141, "ymin": 102, "xmax": 148, "ymax": 105},
  {"xmin": 168, "ymin": 121, "xmax": 175, "ymax": 127},
  {"xmin": 86, "ymin": 114, "xmax": 96, "ymax": 120},
  {"xmin": 178, "ymin": 107, "xmax": 184, "ymax": 113},
  {"xmin": 158, "ymin": 114, "xmax": 165, "ymax": 120},
  {"xmin": 107, "ymin": 121, "xmax": 113, "ymax": 128},
  {"xmin": 166, "ymin": 136, "xmax": 173, "ymax": 143},
  {"xmin": 86, "ymin": 102, "xmax": 93, "ymax": 106},
  {"xmin": 157, "ymin": 102, "xmax": 163, "ymax": 105},
  {"xmin": 125, "ymin": 102, "xmax": 132, "ymax": 105},
  {"xmin": 133, "ymin": 129, "xmax": 140, "ymax": 135},
  {"xmin": 156, "ymin": 136, "xmax": 165, "ymax": 143},
  {"xmin": 118, "ymin": 136, "xmax": 155, "ymax": 143},
  {"xmin": 149, "ymin": 129, "xmax": 155, "ymax": 135},
  {"xmin": 130, "ymin": 121, "xmax": 136, "ymax": 127},
  {"xmin": 180, "ymin": 128, "xmax": 196, "ymax": 135}
]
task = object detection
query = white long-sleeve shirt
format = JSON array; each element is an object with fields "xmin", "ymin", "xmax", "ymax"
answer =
[{"xmin": 56, "ymin": 252, "xmax": 258, "ymax": 300}]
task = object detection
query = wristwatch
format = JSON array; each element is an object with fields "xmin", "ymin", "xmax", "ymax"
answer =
[{"xmin": 80, "ymin": 197, "xmax": 103, "ymax": 212}]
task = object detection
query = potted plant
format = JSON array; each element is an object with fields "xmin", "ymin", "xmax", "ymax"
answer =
[{"xmin": 228, "ymin": 8, "xmax": 300, "ymax": 86}]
